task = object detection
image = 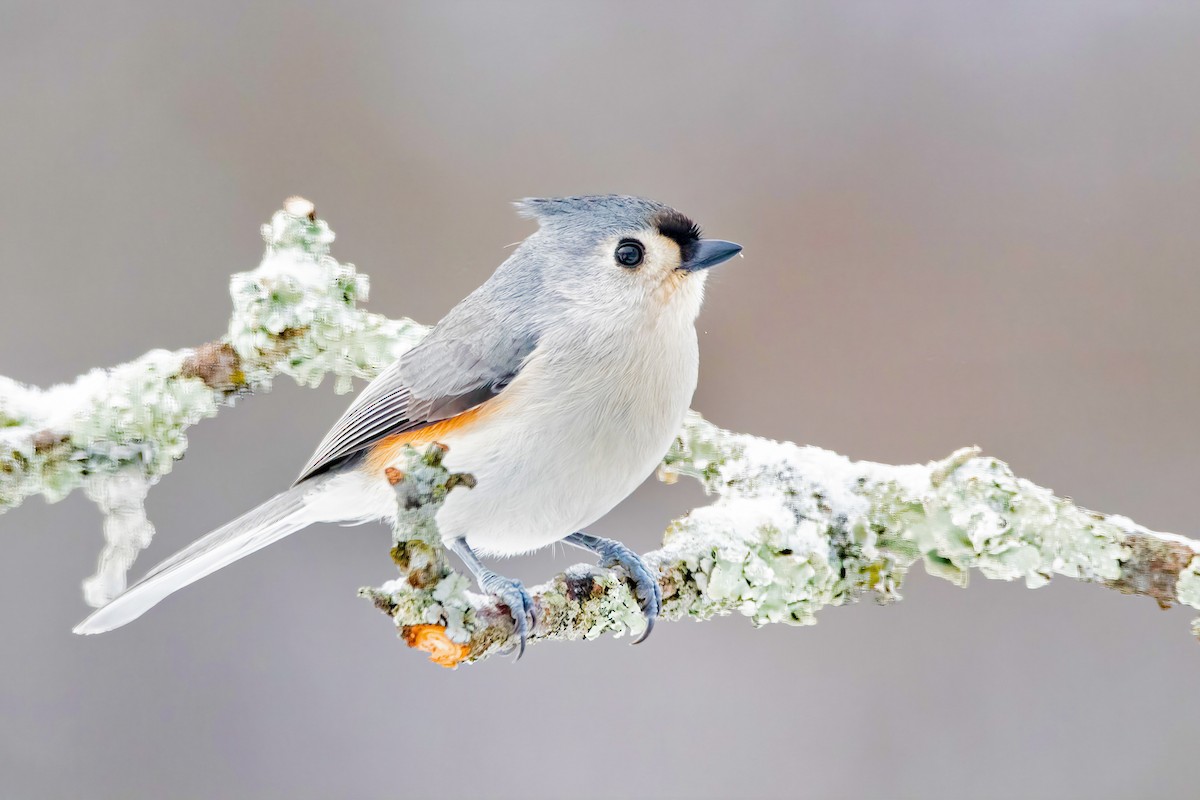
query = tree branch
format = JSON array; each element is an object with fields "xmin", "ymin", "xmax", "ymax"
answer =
[
  {"xmin": 0, "ymin": 197, "xmax": 427, "ymax": 601},
  {"xmin": 4, "ymin": 199, "xmax": 1198, "ymax": 665}
]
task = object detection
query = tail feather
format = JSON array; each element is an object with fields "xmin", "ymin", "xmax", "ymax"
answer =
[{"xmin": 73, "ymin": 479, "xmax": 326, "ymax": 635}]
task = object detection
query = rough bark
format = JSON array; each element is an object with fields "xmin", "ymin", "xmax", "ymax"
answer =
[{"xmin": 3, "ymin": 199, "xmax": 1197, "ymax": 665}]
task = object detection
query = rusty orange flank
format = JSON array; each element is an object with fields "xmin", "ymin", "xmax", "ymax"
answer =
[{"xmin": 364, "ymin": 397, "xmax": 502, "ymax": 474}]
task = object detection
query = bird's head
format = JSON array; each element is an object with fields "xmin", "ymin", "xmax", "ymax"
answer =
[{"xmin": 512, "ymin": 195, "xmax": 741, "ymax": 325}]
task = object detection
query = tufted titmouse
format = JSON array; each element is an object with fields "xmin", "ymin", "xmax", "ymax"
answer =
[{"xmin": 74, "ymin": 195, "xmax": 742, "ymax": 652}]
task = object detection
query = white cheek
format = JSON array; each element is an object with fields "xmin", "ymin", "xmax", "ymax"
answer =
[
  {"xmin": 592, "ymin": 264, "xmax": 656, "ymax": 312},
  {"xmin": 672, "ymin": 272, "xmax": 707, "ymax": 322}
]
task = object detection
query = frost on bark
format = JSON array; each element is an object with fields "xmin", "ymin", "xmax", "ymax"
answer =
[
  {"xmin": 364, "ymin": 415, "xmax": 1200, "ymax": 666},
  {"xmin": 2, "ymin": 199, "xmax": 1198, "ymax": 665},
  {"xmin": 0, "ymin": 198, "xmax": 426, "ymax": 602}
]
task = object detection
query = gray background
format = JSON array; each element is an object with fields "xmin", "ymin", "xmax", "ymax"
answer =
[{"xmin": 1, "ymin": 2, "xmax": 1198, "ymax": 798}]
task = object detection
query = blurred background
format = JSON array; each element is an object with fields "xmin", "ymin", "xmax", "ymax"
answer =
[{"xmin": 2, "ymin": 2, "xmax": 1199, "ymax": 798}]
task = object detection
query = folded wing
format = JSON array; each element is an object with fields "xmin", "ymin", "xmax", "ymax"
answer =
[{"xmin": 295, "ymin": 303, "xmax": 538, "ymax": 483}]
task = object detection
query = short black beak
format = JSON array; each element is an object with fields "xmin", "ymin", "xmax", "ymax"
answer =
[{"xmin": 681, "ymin": 239, "xmax": 743, "ymax": 272}]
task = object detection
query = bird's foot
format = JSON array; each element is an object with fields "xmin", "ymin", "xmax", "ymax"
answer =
[
  {"xmin": 479, "ymin": 572, "xmax": 537, "ymax": 658},
  {"xmin": 565, "ymin": 532, "xmax": 662, "ymax": 643},
  {"xmin": 446, "ymin": 537, "xmax": 537, "ymax": 658}
]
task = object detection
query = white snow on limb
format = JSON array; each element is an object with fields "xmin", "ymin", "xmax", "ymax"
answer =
[
  {"xmin": 370, "ymin": 413, "xmax": 1200, "ymax": 666},
  {"xmin": 2, "ymin": 198, "xmax": 1199, "ymax": 661},
  {"xmin": 229, "ymin": 208, "xmax": 425, "ymax": 393},
  {"xmin": 658, "ymin": 416, "xmax": 1153, "ymax": 609},
  {"xmin": 81, "ymin": 467, "xmax": 155, "ymax": 607},
  {"xmin": 0, "ymin": 200, "xmax": 426, "ymax": 598}
]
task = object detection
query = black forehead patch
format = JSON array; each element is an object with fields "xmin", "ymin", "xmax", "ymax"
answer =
[{"xmin": 654, "ymin": 209, "xmax": 703, "ymax": 251}]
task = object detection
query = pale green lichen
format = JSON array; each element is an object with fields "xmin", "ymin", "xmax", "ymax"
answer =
[
  {"xmin": 581, "ymin": 422, "xmax": 1197, "ymax": 648},
  {"xmin": 1176, "ymin": 556, "xmax": 1200, "ymax": 608},
  {"xmin": 374, "ymin": 415, "xmax": 1200, "ymax": 665},
  {"xmin": 914, "ymin": 456, "xmax": 1130, "ymax": 589},
  {"xmin": 358, "ymin": 443, "xmax": 481, "ymax": 646},
  {"xmin": 583, "ymin": 572, "xmax": 647, "ymax": 638},
  {"xmin": 529, "ymin": 567, "xmax": 649, "ymax": 643},
  {"xmin": 659, "ymin": 496, "xmax": 840, "ymax": 626},
  {"xmin": 5, "ymin": 199, "xmax": 1200, "ymax": 658},
  {"xmin": 67, "ymin": 351, "xmax": 220, "ymax": 482},
  {"xmin": 651, "ymin": 422, "xmax": 920, "ymax": 628},
  {"xmin": 0, "ymin": 352, "xmax": 220, "ymax": 511},
  {"xmin": 660, "ymin": 411, "xmax": 742, "ymax": 488},
  {"xmin": 0, "ymin": 200, "xmax": 427, "ymax": 604},
  {"xmin": 2, "ymin": 202, "xmax": 428, "ymax": 514},
  {"xmin": 228, "ymin": 208, "xmax": 425, "ymax": 393}
]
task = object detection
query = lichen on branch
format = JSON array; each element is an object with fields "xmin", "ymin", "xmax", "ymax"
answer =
[
  {"xmin": 3, "ymin": 198, "xmax": 1198, "ymax": 662},
  {"xmin": 0, "ymin": 198, "xmax": 425, "ymax": 603},
  {"xmin": 366, "ymin": 413, "xmax": 1200, "ymax": 666}
]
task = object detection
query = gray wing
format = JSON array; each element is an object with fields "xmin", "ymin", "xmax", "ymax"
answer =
[{"xmin": 294, "ymin": 299, "xmax": 537, "ymax": 484}]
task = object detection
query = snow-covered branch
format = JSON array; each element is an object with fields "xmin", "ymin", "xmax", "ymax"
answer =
[
  {"xmin": 4, "ymin": 199, "xmax": 1199, "ymax": 665},
  {"xmin": 0, "ymin": 198, "xmax": 427, "ymax": 600},
  {"xmin": 365, "ymin": 414, "xmax": 1200, "ymax": 666}
]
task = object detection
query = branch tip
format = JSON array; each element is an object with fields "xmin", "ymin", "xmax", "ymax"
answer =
[
  {"xmin": 283, "ymin": 196, "xmax": 316, "ymax": 220},
  {"xmin": 402, "ymin": 624, "xmax": 470, "ymax": 668}
]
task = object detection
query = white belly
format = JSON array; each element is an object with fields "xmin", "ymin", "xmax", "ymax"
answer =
[{"xmin": 424, "ymin": 326, "xmax": 699, "ymax": 556}]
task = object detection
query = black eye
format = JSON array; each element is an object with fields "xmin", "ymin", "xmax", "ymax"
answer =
[{"xmin": 614, "ymin": 239, "xmax": 644, "ymax": 268}]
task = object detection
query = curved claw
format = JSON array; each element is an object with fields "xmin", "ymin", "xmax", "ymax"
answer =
[
  {"xmin": 592, "ymin": 542, "xmax": 661, "ymax": 645},
  {"xmin": 482, "ymin": 574, "xmax": 535, "ymax": 659},
  {"xmin": 624, "ymin": 556, "xmax": 662, "ymax": 645},
  {"xmin": 446, "ymin": 538, "xmax": 538, "ymax": 660}
]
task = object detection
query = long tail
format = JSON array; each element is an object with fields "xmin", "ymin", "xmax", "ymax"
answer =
[{"xmin": 74, "ymin": 475, "xmax": 333, "ymax": 635}]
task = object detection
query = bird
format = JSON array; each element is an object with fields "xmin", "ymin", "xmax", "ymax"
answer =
[{"xmin": 74, "ymin": 195, "xmax": 742, "ymax": 654}]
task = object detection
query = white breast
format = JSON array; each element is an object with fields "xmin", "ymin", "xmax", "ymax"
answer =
[{"xmin": 428, "ymin": 314, "xmax": 699, "ymax": 557}]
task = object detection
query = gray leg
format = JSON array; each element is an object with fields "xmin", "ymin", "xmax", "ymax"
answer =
[
  {"xmin": 564, "ymin": 532, "xmax": 662, "ymax": 644},
  {"xmin": 446, "ymin": 537, "xmax": 536, "ymax": 658}
]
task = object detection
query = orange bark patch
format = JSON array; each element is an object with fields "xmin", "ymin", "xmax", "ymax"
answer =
[
  {"xmin": 384, "ymin": 467, "xmax": 405, "ymax": 485},
  {"xmin": 402, "ymin": 624, "xmax": 470, "ymax": 668}
]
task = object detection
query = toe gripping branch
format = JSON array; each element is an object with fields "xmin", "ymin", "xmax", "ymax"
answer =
[
  {"xmin": 447, "ymin": 536, "xmax": 538, "ymax": 659},
  {"xmin": 439, "ymin": 532, "xmax": 662, "ymax": 662},
  {"xmin": 364, "ymin": 443, "xmax": 665, "ymax": 666},
  {"xmin": 564, "ymin": 532, "xmax": 663, "ymax": 644}
]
